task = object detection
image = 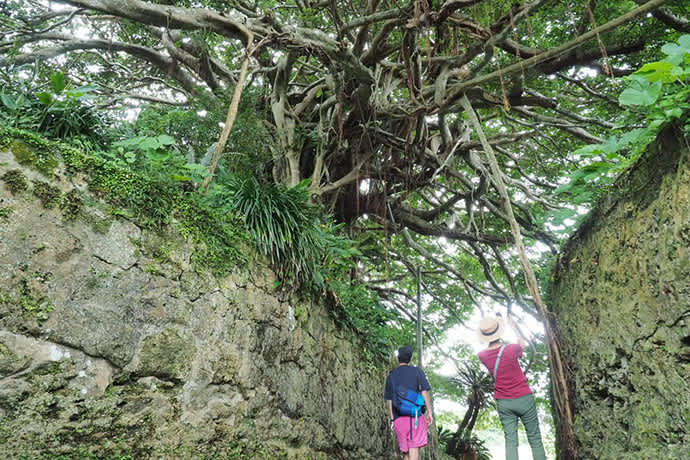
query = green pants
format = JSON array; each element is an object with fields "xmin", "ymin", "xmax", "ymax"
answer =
[{"xmin": 497, "ymin": 394, "xmax": 546, "ymax": 460}]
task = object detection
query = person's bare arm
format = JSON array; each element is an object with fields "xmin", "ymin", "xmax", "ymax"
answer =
[
  {"xmin": 422, "ymin": 391, "xmax": 433, "ymax": 425},
  {"xmin": 507, "ymin": 315, "xmax": 527, "ymax": 350},
  {"xmin": 387, "ymin": 399, "xmax": 393, "ymax": 420}
]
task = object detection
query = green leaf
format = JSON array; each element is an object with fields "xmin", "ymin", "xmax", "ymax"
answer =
[
  {"xmin": 156, "ymin": 134, "xmax": 176, "ymax": 145},
  {"xmin": 138, "ymin": 137, "xmax": 161, "ymax": 151},
  {"xmin": 664, "ymin": 108, "xmax": 683, "ymax": 119},
  {"xmin": 73, "ymin": 84, "xmax": 97, "ymax": 93},
  {"xmin": 50, "ymin": 72, "xmax": 67, "ymax": 93},
  {"xmin": 661, "ymin": 35, "xmax": 690, "ymax": 66},
  {"xmin": 146, "ymin": 150, "xmax": 170, "ymax": 161},
  {"xmin": 619, "ymin": 128, "xmax": 648, "ymax": 148},
  {"xmin": 112, "ymin": 137, "xmax": 144, "ymax": 148},
  {"xmin": 549, "ymin": 207, "xmax": 577, "ymax": 225},
  {"xmin": 619, "ymin": 79, "xmax": 662, "ymax": 106},
  {"xmin": 1, "ymin": 94, "xmax": 17, "ymax": 110},
  {"xmin": 124, "ymin": 151, "xmax": 137, "ymax": 163},
  {"xmin": 572, "ymin": 136, "xmax": 620, "ymax": 159},
  {"xmin": 635, "ymin": 61, "xmax": 676, "ymax": 83},
  {"xmin": 36, "ymin": 92, "xmax": 53, "ymax": 105}
]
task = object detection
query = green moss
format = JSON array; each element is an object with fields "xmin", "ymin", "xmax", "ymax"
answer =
[
  {"xmin": 32, "ymin": 361, "xmax": 62, "ymax": 376},
  {"xmin": 1, "ymin": 169, "xmax": 29, "ymax": 194},
  {"xmin": 9, "ymin": 139, "xmax": 58, "ymax": 176},
  {"xmin": 92, "ymin": 217, "xmax": 113, "ymax": 234},
  {"xmin": 16, "ymin": 277, "xmax": 55, "ymax": 322},
  {"xmin": 85, "ymin": 268, "xmax": 109, "ymax": 290},
  {"xmin": 60, "ymin": 189, "xmax": 83, "ymax": 220},
  {"xmin": 137, "ymin": 329, "xmax": 195, "ymax": 380},
  {"xmin": 143, "ymin": 264, "xmax": 163, "ymax": 276},
  {"xmin": 0, "ymin": 271, "xmax": 55, "ymax": 323},
  {"xmin": 0, "ymin": 342, "xmax": 20, "ymax": 374},
  {"xmin": 1, "ymin": 127, "xmax": 246, "ymax": 276},
  {"xmin": 225, "ymin": 440, "xmax": 289, "ymax": 460},
  {"xmin": 551, "ymin": 125, "xmax": 690, "ymax": 459},
  {"xmin": 80, "ymin": 211, "xmax": 113, "ymax": 234},
  {"xmin": 294, "ymin": 304, "xmax": 307, "ymax": 320},
  {"xmin": 0, "ymin": 206, "xmax": 12, "ymax": 220},
  {"xmin": 32, "ymin": 180, "xmax": 62, "ymax": 208}
]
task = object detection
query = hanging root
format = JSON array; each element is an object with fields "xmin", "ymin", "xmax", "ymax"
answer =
[{"xmin": 460, "ymin": 94, "xmax": 578, "ymax": 459}]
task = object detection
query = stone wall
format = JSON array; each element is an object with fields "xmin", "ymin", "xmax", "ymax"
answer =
[
  {"xmin": 549, "ymin": 124, "xmax": 690, "ymax": 460},
  {"xmin": 0, "ymin": 142, "xmax": 396, "ymax": 459}
]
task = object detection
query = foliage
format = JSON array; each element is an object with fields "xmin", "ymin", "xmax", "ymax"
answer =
[
  {"xmin": 128, "ymin": 88, "xmax": 272, "ymax": 176},
  {"xmin": 0, "ymin": 127, "xmax": 246, "ymax": 276},
  {"xmin": 1, "ymin": 126, "xmax": 406, "ymax": 363},
  {"xmin": 445, "ymin": 361, "xmax": 495, "ymax": 458},
  {"xmin": 133, "ymin": 104, "xmax": 224, "ymax": 163},
  {"xmin": 555, "ymin": 34, "xmax": 690, "ymax": 203},
  {"xmin": 102, "ymin": 133, "xmax": 194, "ymax": 180},
  {"xmin": 328, "ymin": 277, "xmax": 411, "ymax": 363},
  {"xmin": 208, "ymin": 175, "xmax": 410, "ymax": 361},
  {"xmin": 0, "ymin": 68, "xmax": 106, "ymax": 147},
  {"xmin": 3, "ymin": 0, "xmax": 689, "ymax": 377},
  {"xmin": 4, "ymin": 5, "xmax": 690, "ymax": 448},
  {"xmin": 1, "ymin": 169, "xmax": 28, "ymax": 194},
  {"xmin": 209, "ymin": 176, "xmax": 325, "ymax": 286},
  {"xmin": 438, "ymin": 425, "xmax": 492, "ymax": 460}
]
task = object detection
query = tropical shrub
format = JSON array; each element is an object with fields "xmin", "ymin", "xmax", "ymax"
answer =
[{"xmin": 0, "ymin": 69, "xmax": 106, "ymax": 146}]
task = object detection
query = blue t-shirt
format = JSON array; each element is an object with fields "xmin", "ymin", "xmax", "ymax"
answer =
[{"xmin": 384, "ymin": 365, "xmax": 431, "ymax": 419}]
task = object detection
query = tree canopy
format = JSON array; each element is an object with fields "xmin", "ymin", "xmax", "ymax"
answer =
[{"xmin": 3, "ymin": 0, "xmax": 689, "ymax": 353}]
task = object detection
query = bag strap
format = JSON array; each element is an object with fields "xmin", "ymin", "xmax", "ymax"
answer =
[{"xmin": 493, "ymin": 345, "xmax": 507, "ymax": 379}]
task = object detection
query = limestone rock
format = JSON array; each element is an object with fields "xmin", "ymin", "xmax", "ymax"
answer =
[
  {"xmin": 550, "ymin": 124, "xmax": 690, "ymax": 460},
  {"xmin": 0, "ymin": 141, "xmax": 395, "ymax": 459}
]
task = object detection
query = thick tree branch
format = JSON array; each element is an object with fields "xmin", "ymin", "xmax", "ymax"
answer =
[
  {"xmin": 7, "ymin": 36, "xmax": 202, "ymax": 95},
  {"xmin": 442, "ymin": 0, "xmax": 672, "ymax": 108}
]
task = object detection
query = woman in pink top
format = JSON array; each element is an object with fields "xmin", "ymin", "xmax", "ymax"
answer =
[{"xmin": 477, "ymin": 316, "xmax": 546, "ymax": 460}]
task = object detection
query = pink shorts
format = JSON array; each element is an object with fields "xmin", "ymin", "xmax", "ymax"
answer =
[{"xmin": 394, "ymin": 415, "xmax": 428, "ymax": 452}]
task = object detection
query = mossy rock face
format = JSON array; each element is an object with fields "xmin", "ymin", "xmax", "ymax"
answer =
[
  {"xmin": 0, "ymin": 205, "xmax": 12, "ymax": 220},
  {"xmin": 136, "ymin": 328, "xmax": 195, "ymax": 381},
  {"xmin": 1, "ymin": 169, "xmax": 29, "ymax": 194},
  {"xmin": 0, "ymin": 130, "xmax": 395, "ymax": 459},
  {"xmin": 9, "ymin": 139, "xmax": 58, "ymax": 176},
  {"xmin": 551, "ymin": 124, "xmax": 690, "ymax": 460},
  {"xmin": 60, "ymin": 188, "xmax": 83, "ymax": 220},
  {"xmin": 0, "ymin": 342, "xmax": 22, "ymax": 374},
  {"xmin": 32, "ymin": 180, "xmax": 62, "ymax": 208}
]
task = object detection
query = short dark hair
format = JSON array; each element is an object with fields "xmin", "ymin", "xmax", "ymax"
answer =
[{"xmin": 397, "ymin": 346, "xmax": 413, "ymax": 363}]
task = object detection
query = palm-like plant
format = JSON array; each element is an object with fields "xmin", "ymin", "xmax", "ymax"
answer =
[
  {"xmin": 447, "ymin": 362, "xmax": 494, "ymax": 459},
  {"xmin": 211, "ymin": 176, "xmax": 326, "ymax": 287}
]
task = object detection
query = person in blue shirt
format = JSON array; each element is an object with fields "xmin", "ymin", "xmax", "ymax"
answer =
[{"xmin": 384, "ymin": 346, "xmax": 434, "ymax": 460}]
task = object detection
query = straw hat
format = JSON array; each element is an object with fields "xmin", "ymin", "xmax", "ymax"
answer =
[{"xmin": 477, "ymin": 317, "xmax": 505, "ymax": 342}]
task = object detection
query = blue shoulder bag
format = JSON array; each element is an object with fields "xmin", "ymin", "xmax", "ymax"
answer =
[{"xmin": 392, "ymin": 368, "xmax": 427, "ymax": 438}]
